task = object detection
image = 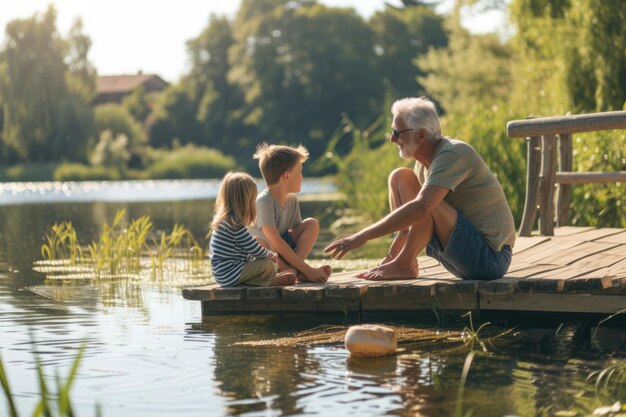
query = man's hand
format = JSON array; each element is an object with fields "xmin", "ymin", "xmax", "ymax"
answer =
[{"xmin": 324, "ymin": 232, "xmax": 367, "ymax": 260}]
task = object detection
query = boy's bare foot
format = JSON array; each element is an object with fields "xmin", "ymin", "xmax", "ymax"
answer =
[
  {"xmin": 296, "ymin": 265, "xmax": 332, "ymax": 283},
  {"xmin": 271, "ymin": 270, "xmax": 297, "ymax": 286},
  {"xmin": 357, "ymin": 260, "xmax": 418, "ymax": 281}
]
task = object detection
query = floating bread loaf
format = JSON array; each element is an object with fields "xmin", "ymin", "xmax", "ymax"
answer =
[{"xmin": 344, "ymin": 324, "xmax": 397, "ymax": 357}]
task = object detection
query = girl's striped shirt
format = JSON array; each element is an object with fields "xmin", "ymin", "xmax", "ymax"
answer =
[{"xmin": 209, "ymin": 220, "xmax": 274, "ymax": 287}]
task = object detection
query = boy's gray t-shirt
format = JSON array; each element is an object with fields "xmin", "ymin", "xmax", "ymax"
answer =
[{"xmin": 249, "ymin": 188, "xmax": 302, "ymax": 240}]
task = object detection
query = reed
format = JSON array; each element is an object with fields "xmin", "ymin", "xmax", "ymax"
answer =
[
  {"xmin": 39, "ymin": 208, "xmax": 210, "ymax": 280},
  {"xmin": 41, "ymin": 222, "xmax": 83, "ymax": 264},
  {"xmin": 1, "ymin": 343, "xmax": 89, "ymax": 417}
]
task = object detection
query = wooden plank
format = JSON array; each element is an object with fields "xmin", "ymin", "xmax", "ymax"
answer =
[
  {"xmin": 201, "ymin": 298, "xmax": 361, "ymax": 314},
  {"xmin": 282, "ymin": 285, "xmax": 324, "ymax": 302},
  {"xmin": 513, "ymin": 238, "xmax": 583, "ymax": 265},
  {"xmin": 480, "ymin": 292, "xmax": 626, "ymax": 313},
  {"xmin": 556, "ymin": 172, "xmax": 626, "ymax": 184},
  {"xmin": 562, "ymin": 268, "xmax": 614, "ymax": 292},
  {"xmin": 246, "ymin": 286, "xmax": 282, "ymax": 300},
  {"xmin": 553, "ymin": 226, "xmax": 595, "ymax": 236},
  {"xmin": 538, "ymin": 242, "xmax": 619, "ymax": 266},
  {"xmin": 562, "ymin": 227, "xmax": 625, "ymax": 242},
  {"xmin": 507, "ymin": 110, "xmax": 626, "ymax": 138},
  {"xmin": 183, "ymin": 285, "xmax": 245, "ymax": 301},
  {"xmin": 597, "ymin": 231, "xmax": 626, "ymax": 244},
  {"xmin": 512, "ymin": 236, "xmax": 551, "ymax": 255}
]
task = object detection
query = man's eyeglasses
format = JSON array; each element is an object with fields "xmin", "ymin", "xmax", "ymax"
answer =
[{"xmin": 391, "ymin": 128, "xmax": 415, "ymax": 139}]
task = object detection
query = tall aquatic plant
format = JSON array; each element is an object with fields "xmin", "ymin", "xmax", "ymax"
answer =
[
  {"xmin": 41, "ymin": 222, "xmax": 83, "ymax": 264},
  {"xmin": 87, "ymin": 209, "xmax": 153, "ymax": 276},
  {"xmin": 39, "ymin": 208, "xmax": 209, "ymax": 279},
  {"xmin": 0, "ymin": 344, "xmax": 95, "ymax": 417}
]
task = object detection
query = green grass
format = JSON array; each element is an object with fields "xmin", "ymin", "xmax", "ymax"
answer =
[{"xmin": 1, "ymin": 341, "xmax": 95, "ymax": 417}]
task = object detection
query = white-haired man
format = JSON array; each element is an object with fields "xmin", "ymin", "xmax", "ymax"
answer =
[{"xmin": 325, "ymin": 97, "xmax": 516, "ymax": 280}]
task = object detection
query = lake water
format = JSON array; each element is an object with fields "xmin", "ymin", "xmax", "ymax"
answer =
[{"xmin": 1, "ymin": 180, "xmax": 624, "ymax": 417}]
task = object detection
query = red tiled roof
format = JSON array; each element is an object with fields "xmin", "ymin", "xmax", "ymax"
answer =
[{"xmin": 97, "ymin": 74, "xmax": 166, "ymax": 94}]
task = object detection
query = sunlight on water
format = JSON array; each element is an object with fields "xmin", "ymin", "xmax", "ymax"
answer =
[{"xmin": 0, "ymin": 178, "xmax": 336, "ymax": 205}]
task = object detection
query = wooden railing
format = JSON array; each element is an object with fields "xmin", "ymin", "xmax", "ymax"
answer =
[{"xmin": 507, "ymin": 110, "xmax": 626, "ymax": 236}]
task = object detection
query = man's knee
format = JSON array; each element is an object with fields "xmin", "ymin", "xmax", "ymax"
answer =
[{"xmin": 388, "ymin": 167, "xmax": 418, "ymax": 190}]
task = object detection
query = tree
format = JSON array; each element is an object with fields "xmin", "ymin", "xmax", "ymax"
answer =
[
  {"xmin": 370, "ymin": 4, "xmax": 447, "ymax": 99},
  {"xmin": 0, "ymin": 7, "xmax": 95, "ymax": 163},
  {"xmin": 228, "ymin": 0, "xmax": 382, "ymax": 168}
]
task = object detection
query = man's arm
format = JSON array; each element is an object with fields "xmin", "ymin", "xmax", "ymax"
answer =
[{"xmin": 325, "ymin": 185, "xmax": 449, "ymax": 258}]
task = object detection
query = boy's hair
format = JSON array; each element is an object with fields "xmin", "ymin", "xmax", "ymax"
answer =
[
  {"xmin": 253, "ymin": 143, "xmax": 309, "ymax": 186},
  {"xmin": 211, "ymin": 171, "xmax": 258, "ymax": 229}
]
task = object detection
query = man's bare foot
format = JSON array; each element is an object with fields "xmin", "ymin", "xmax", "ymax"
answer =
[
  {"xmin": 357, "ymin": 261, "xmax": 418, "ymax": 281},
  {"xmin": 377, "ymin": 253, "xmax": 394, "ymax": 267},
  {"xmin": 271, "ymin": 270, "xmax": 297, "ymax": 286}
]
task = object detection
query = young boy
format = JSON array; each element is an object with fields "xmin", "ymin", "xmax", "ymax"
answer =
[{"xmin": 250, "ymin": 143, "xmax": 332, "ymax": 283}]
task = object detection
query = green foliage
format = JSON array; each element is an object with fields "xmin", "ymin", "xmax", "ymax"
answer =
[
  {"xmin": 87, "ymin": 209, "xmax": 152, "ymax": 275},
  {"xmin": 94, "ymin": 104, "xmax": 146, "ymax": 150},
  {"xmin": 0, "ymin": 163, "xmax": 55, "ymax": 182},
  {"xmin": 122, "ymin": 86, "xmax": 152, "ymax": 123},
  {"xmin": 0, "ymin": 6, "xmax": 94, "ymax": 163},
  {"xmin": 1, "ymin": 343, "xmax": 89, "ymax": 417},
  {"xmin": 144, "ymin": 143, "xmax": 237, "ymax": 179},
  {"xmin": 319, "ymin": 114, "xmax": 408, "ymax": 223},
  {"xmin": 510, "ymin": 0, "xmax": 626, "ymax": 114},
  {"xmin": 53, "ymin": 163, "xmax": 121, "ymax": 181},
  {"xmin": 569, "ymin": 131, "xmax": 626, "ymax": 228},
  {"xmin": 370, "ymin": 4, "xmax": 447, "ymax": 98},
  {"xmin": 90, "ymin": 130, "xmax": 131, "ymax": 170},
  {"xmin": 591, "ymin": 360, "xmax": 626, "ymax": 405},
  {"xmin": 41, "ymin": 222, "xmax": 82, "ymax": 263},
  {"xmin": 38, "ymin": 208, "xmax": 209, "ymax": 278},
  {"xmin": 417, "ymin": 14, "xmax": 512, "ymax": 116}
]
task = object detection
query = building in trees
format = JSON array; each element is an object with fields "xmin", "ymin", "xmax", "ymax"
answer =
[{"xmin": 94, "ymin": 73, "xmax": 168, "ymax": 105}]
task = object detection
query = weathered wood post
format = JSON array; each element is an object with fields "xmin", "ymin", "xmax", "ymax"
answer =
[
  {"xmin": 519, "ymin": 136, "xmax": 541, "ymax": 236},
  {"xmin": 538, "ymin": 135, "xmax": 557, "ymax": 235},
  {"xmin": 556, "ymin": 133, "xmax": 572, "ymax": 226}
]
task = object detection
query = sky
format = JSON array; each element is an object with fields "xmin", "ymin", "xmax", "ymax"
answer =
[{"xmin": 0, "ymin": 0, "xmax": 506, "ymax": 83}]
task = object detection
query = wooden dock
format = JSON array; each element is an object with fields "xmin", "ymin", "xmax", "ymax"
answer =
[{"xmin": 183, "ymin": 226, "xmax": 626, "ymax": 316}]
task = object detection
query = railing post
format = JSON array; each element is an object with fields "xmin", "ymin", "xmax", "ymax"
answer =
[
  {"xmin": 519, "ymin": 136, "xmax": 541, "ymax": 236},
  {"xmin": 538, "ymin": 135, "xmax": 557, "ymax": 235},
  {"xmin": 556, "ymin": 133, "xmax": 572, "ymax": 226}
]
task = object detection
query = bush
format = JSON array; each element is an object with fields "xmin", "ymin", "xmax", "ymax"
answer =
[
  {"xmin": 0, "ymin": 163, "xmax": 56, "ymax": 182},
  {"xmin": 53, "ymin": 163, "xmax": 121, "ymax": 181},
  {"xmin": 144, "ymin": 144, "xmax": 237, "ymax": 179}
]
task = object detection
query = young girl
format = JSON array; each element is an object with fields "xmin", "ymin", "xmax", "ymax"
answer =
[{"xmin": 210, "ymin": 172, "xmax": 296, "ymax": 287}]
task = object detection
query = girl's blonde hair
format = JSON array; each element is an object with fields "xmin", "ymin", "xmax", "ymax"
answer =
[{"xmin": 211, "ymin": 171, "xmax": 258, "ymax": 229}]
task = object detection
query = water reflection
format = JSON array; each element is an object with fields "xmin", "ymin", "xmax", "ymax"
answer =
[{"xmin": 1, "ymin": 185, "xmax": 626, "ymax": 417}]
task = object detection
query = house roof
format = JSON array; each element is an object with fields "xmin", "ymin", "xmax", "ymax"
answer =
[{"xmin": 97, "ymin": 74, "xmax": 167, "ymax": 94}]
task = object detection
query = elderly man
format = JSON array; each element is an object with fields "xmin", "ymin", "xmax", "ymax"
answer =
[{"xmin": 325, "ymin": 97, "xmax": 515, "ymax": 280}]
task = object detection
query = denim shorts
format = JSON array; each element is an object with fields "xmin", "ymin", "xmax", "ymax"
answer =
[
  {"xmin": 426, "ymin": 212, "xmax": 512, "ymax": 280},
  {"xmin": 281, "ymin": 230, "xmax": 297, "ymax": 251}
]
